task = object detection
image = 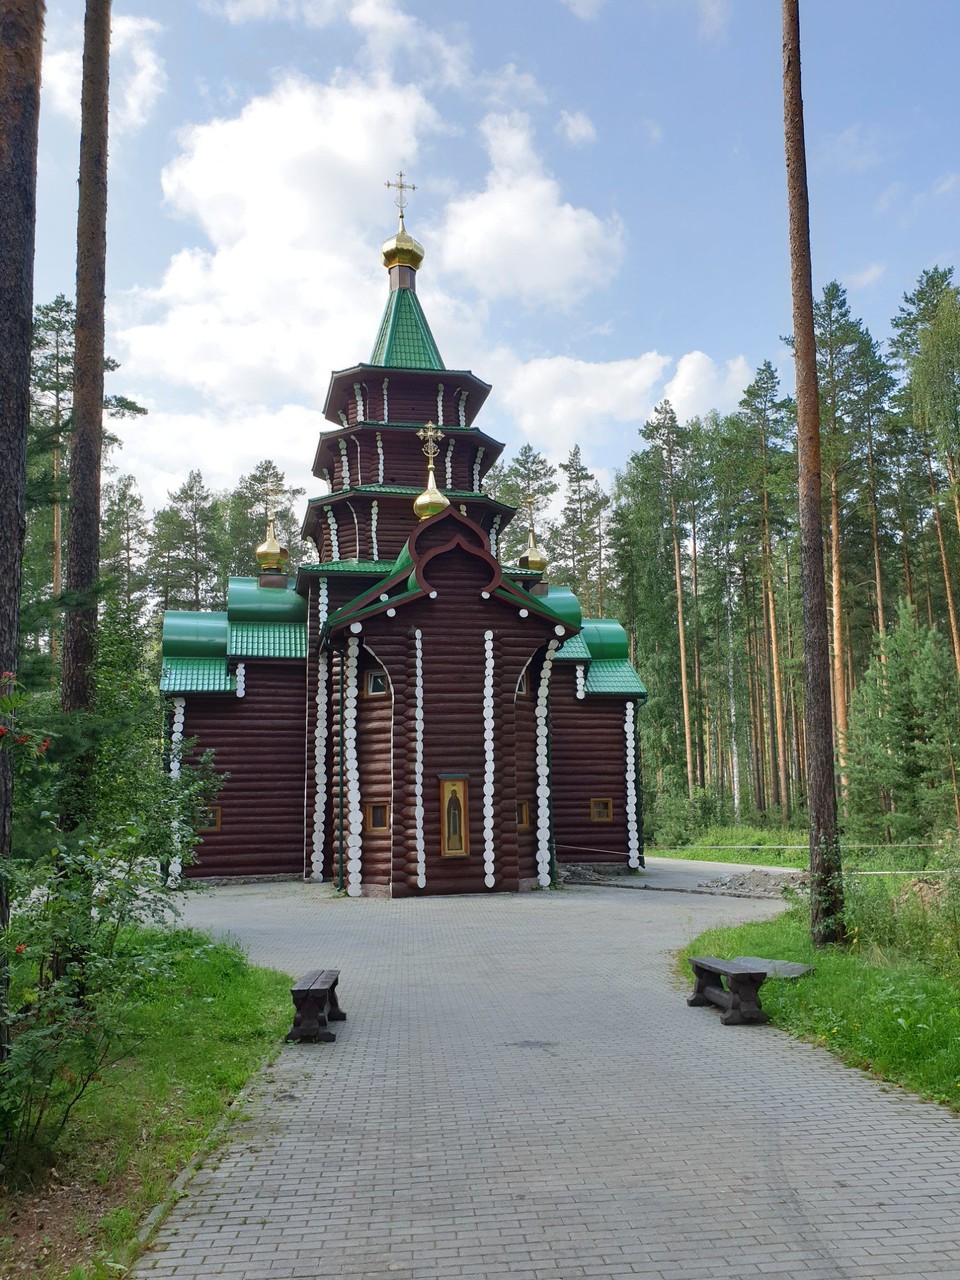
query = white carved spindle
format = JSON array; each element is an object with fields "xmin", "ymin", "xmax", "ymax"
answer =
[
  {"xmin": 344, "ymin": 636, "xmax": 363, "ymax": 897},
  {"xmin": 473, "ymin": 446, "xmax": 485, "ymax": 491},
  {"xmin": 445, "ymin": 438, "xmax": 455, "ymax": 489},
  {"xmin": 489, "ymin": 514, "xmax": 502, "ymax": 559},
  {"xmin": 353, "ymin": 382, "xmax": 364, "ymax": 421},
  {"xmin": 458, "ymin": 389, "xmax": 467, "ymax": 427},
  {"xmin": 535, "ymin": 639, "xmax": 560, "ymax": 886},
  {"xmin": 575, "ymin": 664, "xmax": 586, "ymax": 700},
  {"xmin": 482, "ymin": 631, "xmax": 496, "ymax": 888},
  {"xmin": 382, "ymin": 378, "xmax": 389, "ymax": 423},
  {"xmin": 338, "ymin": 438, "xmax": 350, "ymax": 489},
  {"xmin": 625, "ymin": 702, "xmax": 641, "ymax": 869},
  {"xmin": 414, "ymin": 630, "xmax": 426, "ymax": 888},
  {"xmin": 325, "ymin": 508, "xmax": 340, "ymax": 560},
  {"xmin": 311, "ymin": 581, "xmax": 330, "ymax": 879},
  {"xmin": 436, "ymin": 381, "xmax": 444, "ymax": 426},
  {"xmin": 371, "ymin": 500, "xmax": 380, "ymax": 561},
  {"xmin": 376, "ymin": 431, "xmax": 385, "ymax": 484},
  {"xmin": 235, "ymin": 662, "xmax": 246, "ymax": 698}
]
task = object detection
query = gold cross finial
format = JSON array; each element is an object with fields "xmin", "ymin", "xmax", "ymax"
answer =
[
  {"xmin": 417, "ymin": 421, "xmax": 444, "ymax": 461},
  {"xmin": 386, "ymin": 170, "xmax": 417, "ymax": 225}
]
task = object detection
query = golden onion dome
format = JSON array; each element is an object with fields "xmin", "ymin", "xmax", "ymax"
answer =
[
  {"xmin": 519, "ymin": 528, "xmax": 548, "ymax": 574},
  {"xmin": 413, "ymin": 482, "xmax": 450, "ymax": 522},
  {"xmin": 256, "ymin": 517, "xmax": 290, "ymax": 572},
  {"xmin": 381, "ymin": 213, "xmax": 425, "ymax": 271}
]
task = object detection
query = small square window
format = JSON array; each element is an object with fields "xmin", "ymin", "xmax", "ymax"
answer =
[
  {"xmin": 517, "ymin": 670, "xmax": 530, "ymax": 696},
  {"xmin": 364, "ymin": 670, "xmax": 387, "ymax": 696},
  {"xmin": 200, "ymin": 805, "xmax": 222, "ymax": 834},
  {"xmin": 364, "ymin": 802, "xmax": 390, "ymax": 831},
  {"xmin": 516, "ymin": 800, "xmax": 530, "ymax": 828},
  {"xmin": 590, "ymin": 798, "xmax": 613, "ymax": 823}
]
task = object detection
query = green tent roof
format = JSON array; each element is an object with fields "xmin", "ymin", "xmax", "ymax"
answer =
[
  {"xmin": 160, "ymin": 657, "xmax": 237, "ymax": 694},
  {"xmin": 370, "ymin": 287, "xmax": 444, "ymax": 370}
]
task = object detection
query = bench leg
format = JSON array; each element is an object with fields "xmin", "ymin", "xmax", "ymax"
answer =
[
  {"xmin": 327, "ymin": 981, "xmax": 346, "ymax": 1022},
  {"xmin": 287, "ymin": 992, "xmax": 337, "ymax": 1043},
  {"xmin": 720, "ymin": 975, "xmax": 769, "ymax": 1026},
  {"xmin": 686, "ymin": 963, "xmax": 712, "ymax": 1007}
]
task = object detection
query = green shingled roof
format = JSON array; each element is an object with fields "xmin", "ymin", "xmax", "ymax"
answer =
[
  {"xmin": 160, "ymin": 658, "xmax": 236, "ymax": 694},
  {"xmin": 555, "ymin": 632, "xmax": 591, "ymax": 661},
  {"xmin": 584, "ymin": 659, "xmax": 648, "ymax": 698},
  {"xmin": 370, "ymin": 286, "xmax": 444, "ymax": 370},
  {"xmin": 228, "ymin": 623, "xmax": 306, "ymax": 659}
]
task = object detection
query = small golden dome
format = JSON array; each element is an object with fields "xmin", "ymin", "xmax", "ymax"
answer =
[
  {"xmin": 519, "ymin": 528, "xmax": 547, "ymax": 574},
  {"xmin": 381, "ymin": 213, "xmax": 425, "ymax": 272},
  {"xmin": 256, "ymin": 517, "xmax": 289, "ymax": 572},
  {"xmin": 413, "ymin": 480, "xmax": 450, "ymax": 521}
]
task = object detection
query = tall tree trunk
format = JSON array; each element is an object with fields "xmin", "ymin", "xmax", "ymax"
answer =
[
  {"xmin": 690, "ymin": 503, "xmax": 705, "ymax": 789},
  {"xmin": 923, "ymin": 448, "xmax": 960, "ymax": 676},
  {"xmin": 668, "ymin": 483, "xmax": 695, "ymax": 800},
  {"xmin": 866, "ymin": 433, "xmax": 886, "ymax": 639},
  {"xmin": 62, "ymin": 0, "xmax": 111, "ymax": 739},
  {"xmin": 767, "ymin": 579, "xmax": 791, "ymax": 821},
  {"xmin": 725, "ymin": 555, "xmax": 742, "ymax": 820},
  {"xmin": 0, "ymin": 0, "xmax": 46, "ymax": 1061},
  {"xmin": 782, "ymin": 0, "xmax": 843, "ymax": 945},
  {"xmin": 829, "ymin": 471, "xmax": 849, "ymax": 802}
]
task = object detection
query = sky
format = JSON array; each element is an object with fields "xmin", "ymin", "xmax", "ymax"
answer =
[{"xmin": 33, "ymin": 0, "xmax": 960, "ymax": 515}]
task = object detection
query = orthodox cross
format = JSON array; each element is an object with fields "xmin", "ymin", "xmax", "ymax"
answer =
[
  {"xmin": 386, "ymin": 170, "xmax": 417, "ymax": 222},
  {"xmin": 417, "ymin": 421, "xmax": 444, "ymax": 460}
]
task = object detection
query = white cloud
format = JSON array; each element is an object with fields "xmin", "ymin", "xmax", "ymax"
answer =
[
  {"xmin": 641, "ymin": 118, "xmax": 663, "ymax": 145},
  {"xmin": 557, "ymin": 0, "xmax": 608, "ymax": 18},
  {"xmin": 477, "ymin": 63, "xmax": 547, "ymax": 108},
  {"xmin": 202, "ymin": 0, "xmax": 343, "ymax": 24},
  {"xmin": 875, "ymin": 181, "xmax": 903, "ymax": 215},
  {"xmin": 932, "ymin": 173, "xmax": 959, "ymax": 198},
  {"xmin": 698, "ymin": 0, "xmax": 731, "ymax": 39},
  {"xmin": 662, "ymin": 351, "xmax": 751, "ymax": 421},
  {"xmin": 117, "ymin": 72, "xmax": 443, "ymax": 404},
  {"xmin": 41, "ymin": 13, "xmax": 166, "ymax": 134},
  {"xmin": 558, "ymin": 110, "xmax": 597, "ymax": 147},
  {"xmin": 495, "ymin": 350, "xmax": 671, "ymax": 461},
  {"xmin": 819, "ymin": 123, "xmax": 883, "ymax": 173},
  {"xmin": 845, "ymin": 262, "xmax": 886, "ymax": 291},
  {"xmin": 437, "ymin": 113, "xmax": 623, "ymax": 307}
]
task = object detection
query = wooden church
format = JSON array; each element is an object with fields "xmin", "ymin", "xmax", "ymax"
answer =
[{"xmin": 160, "ymin": 200, "xmax": 647, "ymax": 895}]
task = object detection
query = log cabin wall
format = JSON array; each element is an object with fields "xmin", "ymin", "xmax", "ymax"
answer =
[
  {"xmin": 302, "ymin": 579, "xmax": 325, "ymax": 880},
  {"xmin": 549, "ymin": 664, "xmax": 631, "ymax": 866},
  {"xmin": 183, "ymin": 660, "xmax": 306, "ymax": 877},
  {"xmin": 355, "ymin": 648, "xmax": 394, "ymax": 887},
  {"xmin": 306, "ymin": 494, "xmax": 512, "ymax": 566},
  {"xmin": 510, "ymin": 644, "xmax": 540, "ymax": 882}
]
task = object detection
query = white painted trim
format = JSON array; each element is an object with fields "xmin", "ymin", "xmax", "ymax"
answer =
[
  {"xmin": 458, "ymin": 389, "xmax": 467, "ymax": 427},
  {"xmin": 345, "ymin": 500, "xmax": 360, "ymax": 558},
  {"xmin": 325, "ymin": 508, "xmax": 340, "ymax": 560},
  {"xmin": 235, "ymin": 662, "xmax": 246, "ymax": 698},
  {"xmin": 413, "ymin": 630, "xmax": 426, "ymax": 888},
  {"xmin": 338, "ymin": 438, "xmax": 350, "ymax": 490},
  {"xmin": 338, "ymin": 410, "xmax": 348, "ymax": 428},
  {"xmin": 311, "ymin": 581, "xmax": 329, "ymax": 880},
  {"xmin": 535, "ymin": 640, "xmax": 560, "ymax": 887},
  {"xmin": 376, "ymin": 431, "xmax": 385, "ymax": 483},
  {"xmin": 344, "ymin": 636, "xmax": 363, "ymax": 897},
  {"xmin": 482, "ymin": 631, "xmax": 496, "ymax": 888},
  {"xmin": 168, "ymin": 697, "xmax": 186, "ymax": 884},
  {"xmin": 371, "ymin": 500, "xmax": 380, "ymax": 561},
  {"xmin": 381, "ymin": 379, "xmax": 389, "ymax": 424},
  {"xmin": 625, "ymin": 702, "xmax": 641, "ymax": 868},
  {"xmin": 353, "ymin": 435, "xmax": 362, "ymax": 480},
  {"xmin": 473, "ymin": 446, "xmax": 485, "ymax": 491},
  {"xmin": 353, "ymin": 381, "xmax": 364, "ymax": 421},
  {"xmin": 444, "ymin": 438, "xmax": 455, "ymax": 488},
  {"xmin": 436, "ymin": 381, "xmax": 444, "ymax": 427},
  {"xmin": 575, "ymin": 664, "xmax": 586, "ymax": 700},
  {"xmin": 489, "ymin": 514, "xmax": 502, "ymax": 559}
]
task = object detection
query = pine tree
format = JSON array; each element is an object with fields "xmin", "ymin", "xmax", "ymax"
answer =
[
  {"xmin": 219, "ymin": 460, "xmax": 311, "ymax": 587},
  {"xmin": 483, "ymin": 444, "xmax": 558, "ymax": 566},
  {"xmin": 146, "ymin": 471, "xmax": 225, "ymax": 612},
  {"xmin": 548, "ymin": 445, "xmax": 609, "ymax": 617},
  {"xmin": 101, "ymin": 474, "xmax": 151, "ymax": 614}
]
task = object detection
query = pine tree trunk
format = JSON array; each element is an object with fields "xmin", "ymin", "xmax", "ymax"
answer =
[
  {"xmin": 866, "ymin": 432, "xmax": 886, "ymax": 638},
  {"xmin": 767, "ymin": 579, "xmax": 791, "ymax": 821},
  {"xmin": 0, "ymin": 0, "xmax": 46, "ymax": 1062},
  {"xmin": 725, "ymin": 563, "xmax": 742, "ymax": 819},
  {"xmin": 668, "ymin": 484, "xmax": 695, "ymax": 800},
  {"xmin": 782, "ymin": 0, "xmax": 843, "ymax": 945},
  {"xmin": 830, "ymin": 472, "xmax": 849, "ymax": 802},
  {"xmin": 924, "ymin": 449, "xmax": 960, "ymax": 676},
  {"xmin": 690, "ymin": 505, "xmax": 706, "ymax": 789},
  {"xmin": 62, "ymin": 0, "xmax": 111, "ymax": 735}
]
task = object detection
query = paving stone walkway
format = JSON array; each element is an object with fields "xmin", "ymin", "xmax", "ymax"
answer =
[{"xmin": 134, "ymin": 881, "xmax": 960, "ymax": 1280}]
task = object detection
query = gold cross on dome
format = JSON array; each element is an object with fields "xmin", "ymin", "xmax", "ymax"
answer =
[
  {"xmin": 417, "ymin": 421, "xmax": 444, "ymax": 460},
  {"xmin": 386, "ymin": 170, "xmax": 417, "ymax": 219}
]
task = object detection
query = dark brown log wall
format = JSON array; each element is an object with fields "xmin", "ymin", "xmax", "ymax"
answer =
[
  {"xmin": 550, "ymin": 665, "xmax": 631, "ymax": 866},
  {"xmin": 308, "ymin": 493, "xmax": 510, "ymax": 565},
  {"xmin": 182, "ymin": 660, "xmax": 307, "ymax": 877}
]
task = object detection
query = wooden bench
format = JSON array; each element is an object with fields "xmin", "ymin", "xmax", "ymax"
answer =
[
  {"xmin": 687, "ymin": 956, "xmax": 769, "ymax": 1026},
  {"xmin": 286, "ymin": 969, "xmax": 346, "ymax": 1043}
]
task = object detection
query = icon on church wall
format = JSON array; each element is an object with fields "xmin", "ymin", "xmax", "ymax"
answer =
[{"xmin": 439, "ymin": 777, "xmax": 469, "ymax": 856}]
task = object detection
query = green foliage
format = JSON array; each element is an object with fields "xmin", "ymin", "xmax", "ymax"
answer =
[
  {"xmin": 483, "ymin": 444, "xmax": 558, "ymax": 566},
  {"xmin": 683, "ymin": 851, "xmax": 960, "ymax": 1107}
]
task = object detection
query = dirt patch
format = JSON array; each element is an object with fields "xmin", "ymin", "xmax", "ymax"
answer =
[{"xmin": 699, "ymin": 868, "xmax": 809, "ymax": 899}]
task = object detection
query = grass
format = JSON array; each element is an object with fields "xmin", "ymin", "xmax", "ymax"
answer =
[
  {"xmin": 0, "ymin": 928, "xmax": 291, "ymax": 1280},
  {"xmin": 681, "ymin": 901, "xmax": 960, "ymax": 1110},
  {"xmin": 650, "ymin": 824, "xmax": 810, "ymax": 866}
]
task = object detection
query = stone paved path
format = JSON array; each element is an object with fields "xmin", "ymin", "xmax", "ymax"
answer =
[{"xmin": 135, "ymin": 882, "xmax": 960, "ymax": 1280}]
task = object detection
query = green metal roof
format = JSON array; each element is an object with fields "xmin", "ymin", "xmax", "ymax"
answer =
[
  {"xmin": 370, "ymin": 287, "xmax": 444, "ymax": 370},
  {"xmin": 163, "ymin": 612, "xmax": 229, "ymax": 659},
  {"xmin": 555, "ymin": 632, "xmax": 591, "ymax": 661},
  {"xmin": 581, "ymin": 618, "xmax": 630, "ymax": 661},
  {"xmin": 228, "ymin": 623, "xmax": 306, "ymax": 659},
  {"xmin": 160, "ymin": 657, "xmax": 236, "ymax": 694},
  {"xmin": 584, "ymin": 659, "xmax": 648, "ymax": 698},
  {"xmin": 299, "ymin": 561, "xmax": 396, "ymax": 575},
  {"xmin": 227, "ymin": 578, "xmax": 307, "ymax": 624},
  {"xmin": 541, "ymin": 586, "xmax": 583, "ymax": 630}
]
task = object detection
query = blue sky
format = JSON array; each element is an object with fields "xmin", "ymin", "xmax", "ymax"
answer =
[{"xmin": 34, "ymin": 0, "xmax": 960, "ymax": 511}]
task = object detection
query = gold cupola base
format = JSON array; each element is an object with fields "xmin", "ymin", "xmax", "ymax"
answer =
[{"xmin": 256, "ymin": 516, "xmax": 290, "ymax": 585}]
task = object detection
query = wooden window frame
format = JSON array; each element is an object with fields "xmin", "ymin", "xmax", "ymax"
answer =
[
  {"xmin": 363, "ymin": 669, "xmax": 388, "ymax": 698},
  {"xmin": 438, "ymin": 776, "xmax": 470, "ymax": 857},
  {"xmin": 516, "ymin": 799, "xmax": 531, "ymax": 829},
  {"xmin": 590, "ymin": 798, "xmax": 613, "ymax": 823},
  {"xmin": 516, "ymin": 669, "xmax": 530, "ymax": 696},
  {"xmin": 200, "ymin": 804, "xmax": 222, "ymax": 834},
  {"xmin": 363, "ymin": 801, "xmax": 391, "ymax": 831}
]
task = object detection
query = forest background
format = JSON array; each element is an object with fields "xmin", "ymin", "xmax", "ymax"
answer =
[{"xmin": 22, "ymin": 261, "xmax": 960, "ymax": 854}]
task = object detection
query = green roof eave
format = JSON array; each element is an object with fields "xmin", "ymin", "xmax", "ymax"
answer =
[
  {"xmin": 228, "ymin": 622, "xmax": 307, "ymax": 659},
  {"xmin": 584, "ymin": 659, "xmax": 648, "ymax": 699},
  {"xmin": 226, "ymin": 577, "xmax": 307, "ymax": 624},
  {"xmin": 160, "ymin": 657, "xmax": 236, "ymax": 694},
  {"xmin": 555, "ymin": 632, "xmax": 591, "ymax": 661},
  {"xmin": 370, "ymin": 286, "xmax": 445, "ymax": 370},
  {"xmin": 581, "ymin": 618, "xmax": 630, "ymax": 661},
  {"xmin": 162, "ymin": 611, "xmax": 228, "ymax": 660},
  {"xmin": 298, "ymin": 560, "xmax": 396, "ymax": 575}
]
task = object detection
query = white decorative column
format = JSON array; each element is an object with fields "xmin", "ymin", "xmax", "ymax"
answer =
[
  {"xmin": 235, "ymin": 663, "xmax": 246, "ymax": 698},
  {"xmin": 535, "ymin": 638, "xmax": 561, "ymax": 887},
  {"xmin": 444, "ymin": 438, "xmax": 455, "ymax": 488},
  {"xmin": 376, "ymin": 431, "xmax": 385, "ymax": 483},
  {"xmin": 489, "ymin": 514, "xmax": 502, "ymax": 559},
  {"xmin": 371, "ymin": 500, "xmax": 380, "ymax": 560},
  {"xmin": 168, "ymin": 697, "xmax": 186, "ymax": 884},
  {"xmin": 482, "ymin": 630, "xmax": 496, "ymax": 888},
  {"xmin": 413, "ymin": 629, "xmax": 426, "ymax": 888},
  {"xmin": 325, "ymin": 509, "xmax": 340, "ymax": 560},
  {"xmin": 311, "ymin": 580, "xmax": 329, "ymax": 880},
  {"xmin": 436, "ymin": 381, "xmax": 444, "ymax": 426},
  {"xmin": 575, "ymin": 664, "xmax": 586, "ymax": 700},
  {"xmin": 338, "ymin": 438, "xmax": 350, "ymax": 489},
  {"xmin": 343, "ymin": 634, "xmax": 363, "ymax": 896},
  {"xmin": 381, "ymin": 379, "xmax": 389, "ymax": 422},
  {"xmin": 624, "ymin": 702, "xmax": 641, "ymax": 869},
  {"xmin": 472, "ymin": 447, "xmax": 485, "ymax": 491}
]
